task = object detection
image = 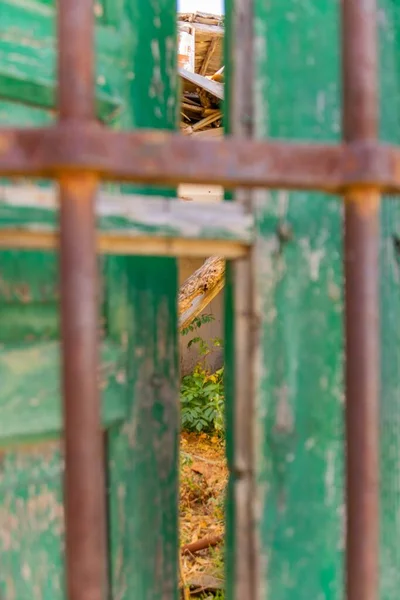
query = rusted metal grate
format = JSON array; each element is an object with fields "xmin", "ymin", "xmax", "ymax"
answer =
[{"xmin": 0, "ymin": 0, "xmax": 381, "ymax": 599}]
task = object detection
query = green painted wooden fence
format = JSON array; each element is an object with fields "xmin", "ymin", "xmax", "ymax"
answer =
[{"xmin": 0, "ymin": 0, "xmax": 399, "ymax": 599}]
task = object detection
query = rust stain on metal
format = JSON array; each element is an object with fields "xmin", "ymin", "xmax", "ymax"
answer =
[
  {"xmin": 58, "ymin": 173, "xmax": 98, "ymax": 195},
  {"xmin": 57, "ymin": 0, "xmax": 107, "ymax": 599},
  {"xmin": 345, "ymin": 187, "xmax": 380, "ymax": 217},
  {"xmin": 0, "ymin": 134, "xmax": 11, "ymax": 153},
  {"xmin": 0, "ymin": 126, "xmax": 399, "ymax": 192},
  {"xmin": 343, "ymin": 189, "xmax": 380, "ymax": 600},
  {"xmin": 59, "ymin": 172, "xmax": 107, "ymax": 600}
]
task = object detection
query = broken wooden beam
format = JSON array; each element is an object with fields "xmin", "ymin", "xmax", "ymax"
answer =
[
  {"xmin": 178, "ymin": 256, "xmax": 225, "ymax": 331},
  {"xmin": 200, "ymin": 38, "xmax": 218, "ymax": 76},
  {"xmin": 179, "ymin": 67, "xmax": 224, "ymax": 100}
]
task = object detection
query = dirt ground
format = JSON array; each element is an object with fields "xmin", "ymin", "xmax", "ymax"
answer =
[{"xmin": 180, "ymin": 432, "xmax": 228, "ymax": 597}]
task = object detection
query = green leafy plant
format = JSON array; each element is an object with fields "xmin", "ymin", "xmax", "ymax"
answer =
[
  {"xmin": 180, "ymin": 313, "xmax": 215, "ymax": 336},
  {"xmin": 180, "ymin": 313, "xmax": 225, "ymax": 433},
  {"xmin": 180, "ymin": 364, "xmax": 224, "ymax": 433}
]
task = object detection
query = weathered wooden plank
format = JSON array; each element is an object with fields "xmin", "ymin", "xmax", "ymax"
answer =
[
  {"xmin": 0, "ymin": 186, "xmax": 250, "ymax": 235},
  {"xmin": 223, "ymin": 0, "xmax": 258, "ymax": 600},
  {"xmin": 0, "ymin": 186, "xmax": 253, "ymax": 257},
  {"xmin": 225, "ymin": 1, "xmax": 344, "ymax": 599},
  {"xmin": 0, "ymin": 341, "xmax": 127, "ymax": 445},
  {"xmin": 200, "ymin": 38, "xmax": 218, "ymax": 76},
  {"xmin": 378, "ymin": 2, "xmax": 400, "ymax": 598},
  {"xmin": 107, "ymin": 1, "xmax": 180, "ymax": 598},
  {"xmin": 179, "ymin": 20, "xmax": 224, "ymax": 38},
  {"xmin": 179, "ymin": 67, "xmax": 224, "ymax": 100},
  {"xmin": 0, "ymin": 227, "xmax": 247, "ymax": 258},
  {"xmin": 253, "ymin": 2, "xmax": 344, "ymax": 598}
]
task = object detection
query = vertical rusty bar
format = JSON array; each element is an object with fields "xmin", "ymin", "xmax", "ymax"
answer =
[
  {"xmin": 58, "ymin": 1, "xmax": 106, "ymax": 600},
  {"xmin": 342, "ymin": 2, "xmax": 380, "ymax": 600},
  {"xmin": 58, "ymin": 0, "xmax": 95, "ymax": 121}
]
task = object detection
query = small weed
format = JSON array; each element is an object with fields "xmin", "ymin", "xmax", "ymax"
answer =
[
  {"xmin": 180, "ymin": 364, "xmax": 224, "ymax": 433},
  {"xmin": 180, "ymin": 314, "xmax": 224, "ymax": 434},
  {"xmin": 181, "ymin": 313, "xmax": 215, "ymax": 336},
  {"xmin": 198, "ymin": 592, "xmax": 225, "ymax": 600}
]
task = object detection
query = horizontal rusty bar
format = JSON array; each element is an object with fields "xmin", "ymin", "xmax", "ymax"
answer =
[{"xmin": 0, "ymin": 125, "xmax": 400, "ymax": 192}]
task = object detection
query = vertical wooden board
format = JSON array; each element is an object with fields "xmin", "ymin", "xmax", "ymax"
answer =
[
  {"xmin": 107, "ymin": 1, "xmax": 179, "ymax": 599},
  {"xmin": 223, "ymin": 267, "xmax": 234, "ymax": 600},
  {"xmin": 378, "ymin": 2, "xmax": 400, "ymax": 597},
  {"xmin": 379, "ymin": 198, "xmax": 400, "ymax": 600},
  {"xmin": 253, "ymin": 3, "xmax": 344, "ymax": 598},
  {"xmin": 0, "ymin": 442, "xmax": 64, "ymax": 600},
  {"xmin": 107, "ymin": 258, "xmax": 179, "ymax": 600},
  {"xmin": 254, "ymin": 197, "xmax": 344, "ymax": 600},
  {"xmin": 224, "ymin": 1, "xmax": 345, "ymax": 598}
]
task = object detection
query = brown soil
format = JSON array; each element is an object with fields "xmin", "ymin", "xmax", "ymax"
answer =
[{"xmin": 180, "ymin": 431, "xmax": 227, "ymax": 594}]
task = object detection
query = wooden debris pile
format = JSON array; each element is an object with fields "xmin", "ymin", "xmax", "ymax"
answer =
[
  {"xmin": 180, "ymin": 67, "xmax": 224, "ymax": 136},
  {"xmin": 178, "ymin": 12, "xmax": 224, "ymax": 137}
]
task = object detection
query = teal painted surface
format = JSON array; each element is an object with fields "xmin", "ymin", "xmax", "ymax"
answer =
[
  {"xmin": 0, "ymin": 1, "xmax": 171, "ymax": 597},
  {"xmin": 223, "ymin": 1, "xmax": 400, "ymax": 599},
  {"xmin": 107, "ymin": 258, "xmax": 179, "ymax": 600},
  {"xmin": 379, "ymin": 2, "xmax": 400, "ymax": 598},
  {"xmin": 224, "ymin": 1, "xmax": 344, "ymax": 598},
  {"xmin": 107, "ymin": 1, "xmax": 180, "ymax": 597},
  {"xmin": 0, "ymin": 442, "xmax": 64, "ymax": 599},
  {"xmin": 0, "ymin": 250, "xmax": 107, "ymax": 342},
  {"xmin": 0, "ymin": 341, "xmax": 127, "ymax": 445},
  {"xmin": 254, "ymin": 3, "xmax": 344, "ymax": 597},
  {"xmin": 0, "ymin": 0, "xmax": 124, "ymax": 120}
]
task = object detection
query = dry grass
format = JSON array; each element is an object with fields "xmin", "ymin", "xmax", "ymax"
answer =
[{"xmin": 180, "ymin": 432, "xmax": 227, "ymax": 596}]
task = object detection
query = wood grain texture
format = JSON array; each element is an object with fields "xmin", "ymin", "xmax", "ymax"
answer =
[
  {"xmin": 179, "ymin": 67, "xmax": 224, "ymax": 100},
  {"xmin": 178, "ymin": 256, "xmax": 225, "ymax": 331},
  {"xmin": 0, "ymin": 441, "xmax": 64, "ymax": 599},
  {"xmin": 253, "ymin": 2, "xmax": 344, "ymax": 598},
  {"xmin": 0, "ymin": 341, "xmax": 127, "ymax": 445},
  {"xmin": 0, "ymin": 2, "xmax": 133, "ymax": 598},
  {"xmin": 106, "ymin": 1, "xmax": 180, "ymax": 598},
  {"xmin": 225, "ymin": 1, "xmax": 344, "ymax": 599},
  {"xmin": 0, "ymin": 186, "xmax": 252, "ymax": 257},
  {"xmin": 0, "ymin": 0, "xmax": 123, "ymax": 120},
  {"xmin": 0, "ymin": 187, "xmax": 252, "ymax": 243},
  {"xmin": 378, "ymin": 2, "xmax": 400, "ymax": 597},
  {"xmin": 0, "ymin": 228, "xmax": 247, "ymax": 259}
]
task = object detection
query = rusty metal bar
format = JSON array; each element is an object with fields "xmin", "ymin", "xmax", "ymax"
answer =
[
  {"xmin": 342, "ymin": 1, "xmax": 380, "ymax": 599},
  {"xmin": 58, "ymin": 1, "xmax": 106, "ymax": 600},
  {"xmin": 1, "ymin": 125, "xmax": 400, "ymax": 191},
  {"xmin": 58, "ymin": 0, "xmax": 95, "ymax": 121}
]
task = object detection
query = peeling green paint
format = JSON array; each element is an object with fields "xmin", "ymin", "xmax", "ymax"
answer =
[{"xmin": 0, "ymin": 0, "xmax": 178, "ymax": 598}]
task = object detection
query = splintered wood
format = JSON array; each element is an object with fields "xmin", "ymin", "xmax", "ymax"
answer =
[
  {"xmin": 178, "ymin": 12, "xmax": 224, "ymax": 136},
  {"xmin": 178, "ymin": 256, "xmax": 225, "ymax": 331}
]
